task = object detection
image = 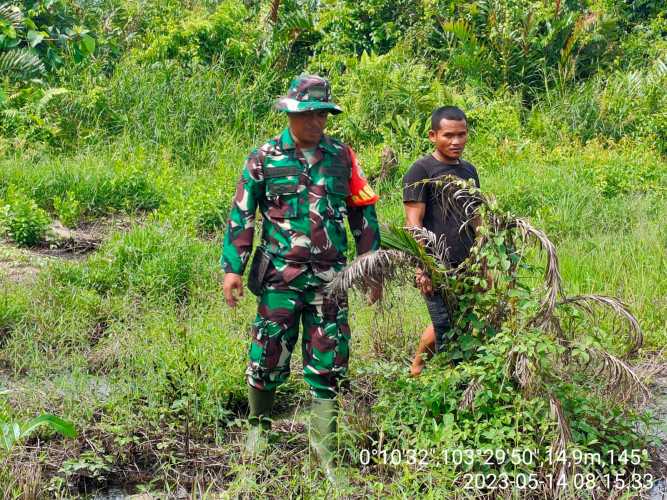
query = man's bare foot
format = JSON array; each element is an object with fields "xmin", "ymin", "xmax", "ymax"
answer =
[{"xmin": 409, "ymin": 362, "xmax": 424, "ymax": 377}]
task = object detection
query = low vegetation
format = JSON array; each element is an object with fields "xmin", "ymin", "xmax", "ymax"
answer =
[{"xmin": 0, "ymin": 0, "xmax": 665, "ymax": 497}]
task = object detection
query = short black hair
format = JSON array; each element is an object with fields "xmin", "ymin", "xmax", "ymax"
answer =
[{"xmin": 431, "ymin": 106, "xmax": 467, "ymax": 131}]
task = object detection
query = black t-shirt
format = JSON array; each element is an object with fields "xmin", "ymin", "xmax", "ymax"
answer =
[{"xmin": 403, "ymin": 155, "xmax": 481, "ymax": 266}]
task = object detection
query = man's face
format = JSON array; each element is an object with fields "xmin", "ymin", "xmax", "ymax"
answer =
[
  {"xmin": 288, "ymin": 110, "xmax": 328, "ymax": 147},
  {"xmin": 429, "ymin": 118, "xmax": 468, "ymax": 161}
]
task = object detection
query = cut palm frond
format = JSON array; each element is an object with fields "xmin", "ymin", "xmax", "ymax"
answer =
[
  {"xmin": 548, "ymin": 394, "xmax": 574, "ymax": 490},
  {"xmin": 459, "ymin": 378, "xmax": 481, "ymax": 410},
  {"xmin": 406, "ymin": 225, "xmax": 449, "ymax": 264},
  {"xmin": 506, "ymin": 348, "xmax": 537, "ymax": 395},
  {"xmin": 581, "ymin": 347, "xmax": 649, "ymax": 402},
  {"xmin": 560, "ymin": 295, "xmax": 642, "ymax": 356},
  {"xmin": 632, "ymin": 350, "xmax": 667, "ymax": 379},
  {"xmin": 337, "ymin": 175, "xmax": 646, "ymax": 424},
  {"xmin": 379, "ymin": 224, "xmax": 450, "ymax": 288},
  {"xmin": 511, "ymin": 218, "xmax": 562, "ymax": 327},
  {"xmin": 326, "ymin": 249, "xmax": 417, "ymax": 297}
]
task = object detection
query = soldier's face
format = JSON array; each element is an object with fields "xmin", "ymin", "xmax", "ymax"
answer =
[
  {"xmin": 429, "ymin": 119, "xmax": 468, "ymax": 161},
  {"xmin": 288, "ymin": 110, "xmax": 328, "ymax": 147}
]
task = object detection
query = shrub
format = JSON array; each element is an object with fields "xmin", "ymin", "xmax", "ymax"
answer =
[
  {"xmin": 0, "ymin": 288, "xmax": 27, "ymax": 346},
  {"xmin": 53, "ymin": 191, "xmax": 82, "ymax": 227},
  {"xmin": 532, "ymin": 63, "xmax": 667, "ymax": 149},
  {"xmin": 0, "ymin": 186, "xmax": 50, "ymax": 247},
  {"xmin": 315, "ymin": 0, "xmax": 424, "ymax": 56},
  {"xmin": 99, "ymin": 61, "xmax": 282, "ymax": 164},
  {"xmin": 422, "ymin": 0, "xmax": 622, "ymax": 98},
  {"xmin": 181, "ymin": 187, "xmax": 229, "ymax": 235}
]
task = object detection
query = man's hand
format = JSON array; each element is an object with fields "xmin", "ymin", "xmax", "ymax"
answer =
[
  {"xmin": 223, "ymin": 273, "xmax": 244, "ymax": 307},
  {"xmin": 367, "ymin": 285, "xmax": 383, "ymax": 305},
  {"xmin": 415, "ymin": 267, "xmax": 433, "ymax": 296}
]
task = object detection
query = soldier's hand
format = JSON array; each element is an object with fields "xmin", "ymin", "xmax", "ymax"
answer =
[
  {"xmin": 223, "ymin": 273, "xmax": 244, "ymax": 307},
  {"xmin": 415, "ymin": 267, "xmax": 433, "ymax": 296}
]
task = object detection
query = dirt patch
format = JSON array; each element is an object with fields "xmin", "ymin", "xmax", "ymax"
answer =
[
  {"xmin": 6, "ymin": 425, "xmax": 243, "ymax": 497},
  {"xmin": 1, "ymin": 216, "xmax": 139, "ymax": 283},
  {"xmin": 0, "ymin": 243, "xmax": 48, "ymax": 284},
  {"xmin": 35, "ymin": 219, "xmax": 118, "ymax": 260}
]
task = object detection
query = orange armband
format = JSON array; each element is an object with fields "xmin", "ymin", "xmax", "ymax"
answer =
[{"xmin": 347, "ymin": 147, "xmax": 379, "ymax": 207}]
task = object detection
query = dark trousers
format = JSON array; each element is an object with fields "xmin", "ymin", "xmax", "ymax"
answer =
[{"xmin": 423, "ymin": 292, "xmax": 452, "ymax": 353}]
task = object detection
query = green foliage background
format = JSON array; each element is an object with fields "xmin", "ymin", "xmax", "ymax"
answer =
[{"xmin": 0, "ymin": 0, "xmax": 665, "ymax": 496}]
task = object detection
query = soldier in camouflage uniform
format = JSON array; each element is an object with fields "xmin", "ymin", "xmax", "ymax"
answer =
[{"xmin": 221, "ymin": 75, "xmax": 381, "ymax": 479}]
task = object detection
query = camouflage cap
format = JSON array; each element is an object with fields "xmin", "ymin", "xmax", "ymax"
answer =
[{"xmin": 275, "ymin": 74, "xmax": 342, "ymax": 115}]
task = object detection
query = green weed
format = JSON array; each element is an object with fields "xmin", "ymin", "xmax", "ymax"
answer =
[{"xmin": 0, "ymin": 186, "xmax": 50, "ymax": 247}]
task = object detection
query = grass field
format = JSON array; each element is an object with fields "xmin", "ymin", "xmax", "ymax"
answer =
[
  {"xmin": 1, "ymin": 126, "xmax": 665, "ymax": 497},
  {"xmin": 1, "ymin": 0, "xmax": 666, "ymax": 497}
]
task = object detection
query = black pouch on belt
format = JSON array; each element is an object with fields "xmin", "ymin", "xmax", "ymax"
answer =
[{"xmin": 247, "ymin": 247, "xmax": 271, "ymax": 296}]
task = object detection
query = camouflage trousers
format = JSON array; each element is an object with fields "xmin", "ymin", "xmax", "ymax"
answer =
[{"xmin": 246, "ymin": 265, "xmax": 350, "ymax": 400}]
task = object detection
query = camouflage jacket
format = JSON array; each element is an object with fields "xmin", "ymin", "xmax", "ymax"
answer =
[{"xmin": 221, "ymin": 128, "xmax": 381, "ymax": 283}]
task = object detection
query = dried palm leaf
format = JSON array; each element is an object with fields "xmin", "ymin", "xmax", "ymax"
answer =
[
  {"xmin": 406, "ymin": 176, "xmax": 488, "ymax": 230},
  {"xmin": 511, "ymin": 218, "xmax": 562, "ymax": 327},
  {"xmin": 632, "ymin": 350, "xmax": 667, "ymax": 380},
  {"xmin": 560, "ymin": 295, "xmax": 642, "ymax": 356},
  {"xmin": 459, "ymin": 378, "xmax": 481, "ymax": 410},
  {"xmin": 406, "ymin": 225, "xmax": 449, "ymax": 264},
  {"xmin": 506, "ymin": 349, "xmax": 537, "ymax": 395},
  {"xmin": 548, "ymin": 394, "xmax": 574, "ymax": 492},
  {"xmin": 582, "ymin": 347, "xmax": 649, "ymax": 402}
]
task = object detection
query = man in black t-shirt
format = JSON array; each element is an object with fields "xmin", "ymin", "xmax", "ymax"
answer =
[{"xmin": 403, "ymin": 106, "xmax": 480, "ymax": 376}]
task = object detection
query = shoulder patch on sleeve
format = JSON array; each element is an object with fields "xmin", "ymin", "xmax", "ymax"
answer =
[{"xmin": 347, "ymin": 147, "xmax": 379, "ymax": 207}]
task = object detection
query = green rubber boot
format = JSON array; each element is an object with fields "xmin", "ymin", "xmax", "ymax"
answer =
[
  {"xmin": 310, "ymin": 398, "xmax": 347, "ymax": 488},
  {"xmin": 244, "ymin": 386, "xmax": 275, "ymax": 458}
]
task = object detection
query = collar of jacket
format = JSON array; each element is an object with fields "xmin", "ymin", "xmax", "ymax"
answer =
[{"xmin": 279, "ymin": 128, "xmax": 339, "ymax": 155}]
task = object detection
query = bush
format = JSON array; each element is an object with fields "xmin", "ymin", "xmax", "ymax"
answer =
[
  {"xmin": 0, "ymin": 288, "xmax": 28, "ymax": 345},
  {"xmin": 372, "ymin": 349, "xmax": 652, "ymax": 482},
  {"xmin": 0, "ymin": 186, "xmax": 50, "ymax": 247},
  {"xmin": 171, "ymin": 185, "xmax": 230, "ymax": 236},
  {"xmin": 421, "ymin": 0, "xmax": 622, "ymax": 98},
  {"xmin": 315, "ymin": 0, "xmax": 424, "ymax": 56},
  {"xmin": 97, "ymin": 61, "xmax": 283, "ymax": 164},
  {"xmin": 135, "ymin": 0, "xmax": 261, "ymax": 69},
  {"xmin": 321, "ymin": 49, "xmax": 448, "ymax": 153},
  {"xmin": 532, "ymin": 64, "xmax": 667, "ymax": 150}
]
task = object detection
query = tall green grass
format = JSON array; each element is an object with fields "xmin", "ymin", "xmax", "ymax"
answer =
[{"xmin": 0, "ymin": 4, "xmax": 665, "ymax": 493}]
